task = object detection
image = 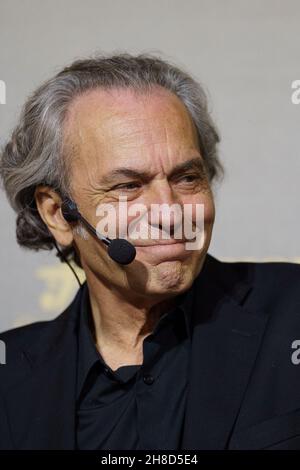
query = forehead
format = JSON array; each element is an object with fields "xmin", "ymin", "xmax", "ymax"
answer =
[{"xmin": 63, "ymin": 86, "xmax": 200, "ymax": 175}]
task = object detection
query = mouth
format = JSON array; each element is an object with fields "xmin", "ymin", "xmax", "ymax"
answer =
[
  {"xmin": 133, "ymin": 240, "xmax": 193, "ymax": 260},
  {"xmin": 132, "ymin": 239, "xmax": 189, "ymax": 247}
]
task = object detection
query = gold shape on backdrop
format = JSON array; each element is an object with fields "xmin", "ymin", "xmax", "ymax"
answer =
[{"xmin": 12, "ymin": 262, "xmax": 85, "ymax": 328}]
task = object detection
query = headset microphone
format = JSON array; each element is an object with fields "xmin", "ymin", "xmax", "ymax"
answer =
[{"xmin": 61, "ymin": 198, "xmax": 136, "ymax": 265}]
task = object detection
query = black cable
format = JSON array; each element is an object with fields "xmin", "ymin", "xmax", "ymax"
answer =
[{"xmin": 53, "ymin": 239, "xmax": 82, "ymax": 288}]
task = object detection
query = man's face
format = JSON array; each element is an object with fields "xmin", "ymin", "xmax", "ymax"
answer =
[{"xmin": 63, "ymin": 86, "xmax": 215, "ymax": 301}]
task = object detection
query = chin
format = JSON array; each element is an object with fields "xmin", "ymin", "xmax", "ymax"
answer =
[{"xmin": 147, "ymin": 260, "xmax": 195, "ymax": 294}]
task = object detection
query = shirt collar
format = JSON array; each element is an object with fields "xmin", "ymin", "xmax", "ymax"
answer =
[{"xmin": 76, "ymin": 281, "xmax": 194, "ymax": 400}]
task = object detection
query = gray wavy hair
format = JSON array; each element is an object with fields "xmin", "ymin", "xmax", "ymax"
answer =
[{"xmin": 0, "ymin": 51, "xmax": 224, "ymax": 267}]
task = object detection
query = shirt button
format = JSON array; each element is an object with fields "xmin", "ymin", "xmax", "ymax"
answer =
[{"xmin": 143, "ymin": 373, "xmax": 154, "ymax": 385}]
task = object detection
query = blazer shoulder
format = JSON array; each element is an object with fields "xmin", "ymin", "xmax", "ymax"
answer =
[
  {"xmin": 234, "ymin": 258, "xmax": 300, "ymax": 300},
  {"xmin": 208, "ymin": 253, "xmax": 300, "ymax": 278},
  {"xmin": 206, "ymin": 254, "xmax": 300, "ymax": 317},
  {"xmin": 208, "ymin": 254, "xmax": 300, "ymax": 292},
  {"xmin": 0, "ymin": 309, "xmax": 69, "ymax": 363},
  {"xmin": 0, "ymin": 284, "xmax": 83, "ymax": 363}
]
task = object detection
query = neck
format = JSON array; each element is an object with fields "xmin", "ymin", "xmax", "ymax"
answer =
[{"xmin": 84, "ymin": 271, "xmax": 179, "ymax": 368}]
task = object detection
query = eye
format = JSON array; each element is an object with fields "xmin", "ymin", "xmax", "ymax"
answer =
[
  {"xmin": 177, "ymin": 174, "xmax": 199, "ymax": 183},
  {"xmin": 112, "ymin": 182, "xmax": 141, "ymax": 191}
]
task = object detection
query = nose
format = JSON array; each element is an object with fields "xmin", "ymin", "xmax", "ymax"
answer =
[{"xmin": 143, "ymin": 179, "xmax": 183, "ymax": 237}]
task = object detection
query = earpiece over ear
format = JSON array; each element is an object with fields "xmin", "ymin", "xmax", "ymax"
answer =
[
  {"xmin": 60, "ymin": 196, "xmax": 136, "ymax": 265},
  {"xmin": 61, "ymin": 197, "xmax": 80, "ymax": 223}
]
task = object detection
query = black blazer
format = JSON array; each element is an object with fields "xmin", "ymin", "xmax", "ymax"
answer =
[{"xmin": 1, "ymin": 253, "xmax": 300, "ymax": 450}]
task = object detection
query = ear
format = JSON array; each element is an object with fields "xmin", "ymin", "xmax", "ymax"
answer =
[{"xmin": 34, "ymin": 185, "xmax": 74, "ymax": 247}]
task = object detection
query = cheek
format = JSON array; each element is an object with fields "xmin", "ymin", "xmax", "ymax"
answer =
[
  {"xmin": 203, "ymin": 196, "xmax": 215, "ymax": 228},
  {"xmin": 95, "ymin": 201, "xmax": 149, "ymax": 239},
  {"xmin": 182, "ymin": 194, "xmax": 215, "ymax": 232}
]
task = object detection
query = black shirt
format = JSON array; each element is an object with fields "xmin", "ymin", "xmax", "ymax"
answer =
[{"xmin": 76, "ymin": 282, "xmax": 195, "ymax": 450}]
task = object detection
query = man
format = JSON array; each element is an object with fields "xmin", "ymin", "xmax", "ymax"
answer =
[{"xmin": 0, "ymin": 53, "xmax": 300, "ymax": 450}]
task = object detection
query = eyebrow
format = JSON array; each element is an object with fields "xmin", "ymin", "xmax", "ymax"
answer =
[{"xmin": 99, "ymin": 157, "xmax": 206, "ymax": 185}]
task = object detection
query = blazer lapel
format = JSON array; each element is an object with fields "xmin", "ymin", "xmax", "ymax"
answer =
[
  {"xmin": 181, "ymin": 255, "xmax": 269, "ymax": 450},
  {"xmin": 3, "ymin": 287, "xmax": 83, "ymax": 449}
]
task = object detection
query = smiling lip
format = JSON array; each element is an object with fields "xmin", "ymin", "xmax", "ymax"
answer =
[
  {"xmin": 132, "ymin": 239, "xmax": 188, "ymax": 247},
  {"xmin": 134, "ymin": 241, "xmax": 192, "ymax": 260}
]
